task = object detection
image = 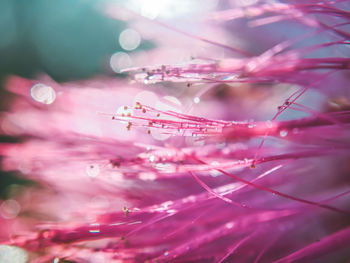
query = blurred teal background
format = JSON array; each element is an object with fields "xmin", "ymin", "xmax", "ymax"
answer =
[
  {"xmin": 0, "ymin": 0, "xmax": 141, "ymax": 81},
  {"xmin": 0, "ymin": 0, "xmax": 152, "ymax": 199}
]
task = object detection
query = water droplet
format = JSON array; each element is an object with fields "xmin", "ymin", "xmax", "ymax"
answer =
[
  {"xmin": 86, "ymin": 164, "xmax": 100, "ymax": 178},
  {"xmin": 30, "ymin": 83, "xmax": 56, "ymax": 104},
  {"xmin": 193, "ymin": 97, "xmax": 200, "ymax": 104},
  {"xmin": 280, "ymin": 130, "xmax": 288, "ymax": 137},
  {"xmin": 149, "ymin": 155, "xmax": 155, "ymax": 162}
]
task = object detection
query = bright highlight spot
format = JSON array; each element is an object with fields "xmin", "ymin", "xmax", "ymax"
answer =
[
  {"xmin": 149, "ymin": 155, "xmax": 155, "ymax": 162},
  {"xmin": 193, "ymin": 97, "xmax": 200, "ymax": 104},
  {"xmin": 89, "ymin": 223, "xmax": 100, "ymax": 234},
  {"xmin": 0, "ymin": 246, "xmax": 28, "ymax": 263},
  {"xmin": 140, "ymin": 0, "xmax": 161, "ymax": 19},
  {"xmin": 110, "ymin": 52, "xmax": 132, "ymax": 73},
  {"xmin": 30, "ymin": 83, "xmax": 56, "ymax": 104},
  {"xmin": 280, "ymin": 130, "xmax": 288, "ymax": 137},
  {"xmin": 209, "ymin": 161, "xmax": 221, "ymax": 177},
  {"xmin": 86, "ymin": 164, "xmax": 100, "ymax": 178},
  {"xmin": 119, "ymin": 28, "xmax": 141, "ymax": 51}
]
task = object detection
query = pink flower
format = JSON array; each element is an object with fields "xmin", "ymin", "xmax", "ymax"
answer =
[{"xmin": 0, "ymin": 1, "xmax": 350, "ymax": 262}]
